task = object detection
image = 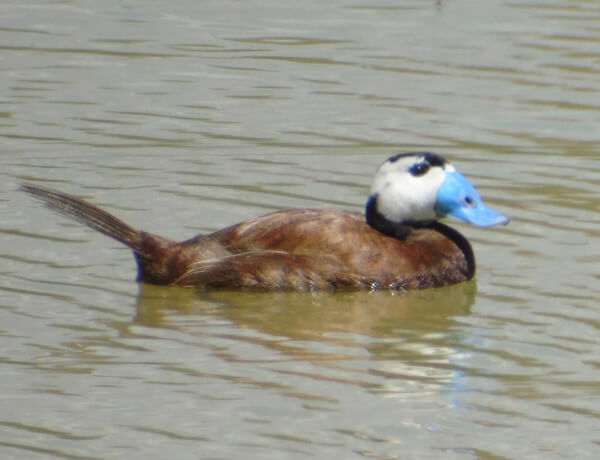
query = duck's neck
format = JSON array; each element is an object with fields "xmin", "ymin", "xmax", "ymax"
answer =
[
  {"xmin": 429, "ymin": 220, "xmax": 476, "ymax": 280},
  {"xmin": 365, "ymin": 194, "xmax": 430, "ymax": 239}
]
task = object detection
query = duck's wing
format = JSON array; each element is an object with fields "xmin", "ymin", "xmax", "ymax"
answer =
[
  {"xmin": 172, "ymin": 250, "xmax": 365, "ymax": 291},
  {"xmin": 176, "ymin": 210, "xmax": 376, "ymax": 290},
  {"xmin": 208, "ymin": 208, "xmax": 368, "ymax": 253}
]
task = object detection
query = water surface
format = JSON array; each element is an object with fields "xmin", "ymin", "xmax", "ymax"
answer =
[{"xmin": 2, "ymin": 0, "xmax": 600, "ymax": 458}]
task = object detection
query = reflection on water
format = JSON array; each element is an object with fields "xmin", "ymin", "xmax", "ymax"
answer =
[
  {"xmin": 134, "ymin": 283, "xmax": 477, "ymax": 424},
  {"xmin": 136, "ymin": 284, "xmax": 475, "ymax": 340},
  {"xmin": 2, "ymin": 0, "xmax": 600, "ymax": 458},
  {"xmin": 136, "ymin": 284, "xmax": 475, "ymax": 395}
]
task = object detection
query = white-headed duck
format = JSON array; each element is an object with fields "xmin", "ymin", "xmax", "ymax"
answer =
[{"xmin": 22, "ymin": 152, "xmax": 509, "ymax": 291}]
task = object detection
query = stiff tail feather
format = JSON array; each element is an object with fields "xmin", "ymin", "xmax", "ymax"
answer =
[
  {"xmin": 21, "ymin": 183, "xmax": 144, "ymax": 252},
  {"xmin": 21, "ymin": 184, "xmax": 211, "ymax": 285}
]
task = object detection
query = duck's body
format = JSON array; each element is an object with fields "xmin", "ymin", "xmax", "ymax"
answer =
[
  {"xmin": 22, "ymin": 152, "xmax": 508, "ymax": 291},
  {"xmin": 177, "ymin": 209, "xmax": 472, "ymax": 290}
]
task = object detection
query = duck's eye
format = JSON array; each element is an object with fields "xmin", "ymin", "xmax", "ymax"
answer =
[
  {"xmin": 464, "ymin": 196, "xmax": 474, "ymax": 206},
  {"xmin": 409, "ymin": 162, "xmax": 430, "ymax": 177}
]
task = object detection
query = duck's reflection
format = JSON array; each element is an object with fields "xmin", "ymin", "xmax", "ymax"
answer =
[
  {"xmin": 133, "ymin": 283, "xmax": 476, "ymax": 396},
  {"xmin": 135, "ymin": 283, "xmax": 475, "ymax": 341}
]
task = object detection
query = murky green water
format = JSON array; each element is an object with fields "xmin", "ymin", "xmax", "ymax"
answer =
[{"xmin": 2, "ymin": 0, "xmax": 600, "ymax": 458}]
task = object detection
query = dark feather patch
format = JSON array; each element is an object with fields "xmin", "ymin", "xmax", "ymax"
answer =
[{"xmin": 387, "ymin": 152, "xmax": 447, "ymax": 168}]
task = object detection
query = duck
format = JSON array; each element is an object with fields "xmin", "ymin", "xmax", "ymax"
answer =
[{"xmin": 21, "ymin": 152, "xmax": 509, "ymax": 291}]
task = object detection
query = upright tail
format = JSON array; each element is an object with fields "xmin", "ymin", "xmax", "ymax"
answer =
[
  {"xmin": 21, "ymin": 184, "xmax": 181, "ymax": 284},
  {"xmin": 21, "ymin": 183, "xmax": 143, "ymax": 251}
]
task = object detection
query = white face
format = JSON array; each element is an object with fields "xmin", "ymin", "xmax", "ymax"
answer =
[{"xmin": 370, "ymin": 153, "xmax": 454, "ymax": 223}]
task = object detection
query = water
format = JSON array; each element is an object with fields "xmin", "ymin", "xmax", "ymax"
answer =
[{"xmin": 2, "ymin": 0, "xmax": 600, "ymax": 458}]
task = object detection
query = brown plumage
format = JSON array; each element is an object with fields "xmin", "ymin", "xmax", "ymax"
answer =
[{"xmin": 20, "ymin": 184, "xmax": 473, "ymax": 291}]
